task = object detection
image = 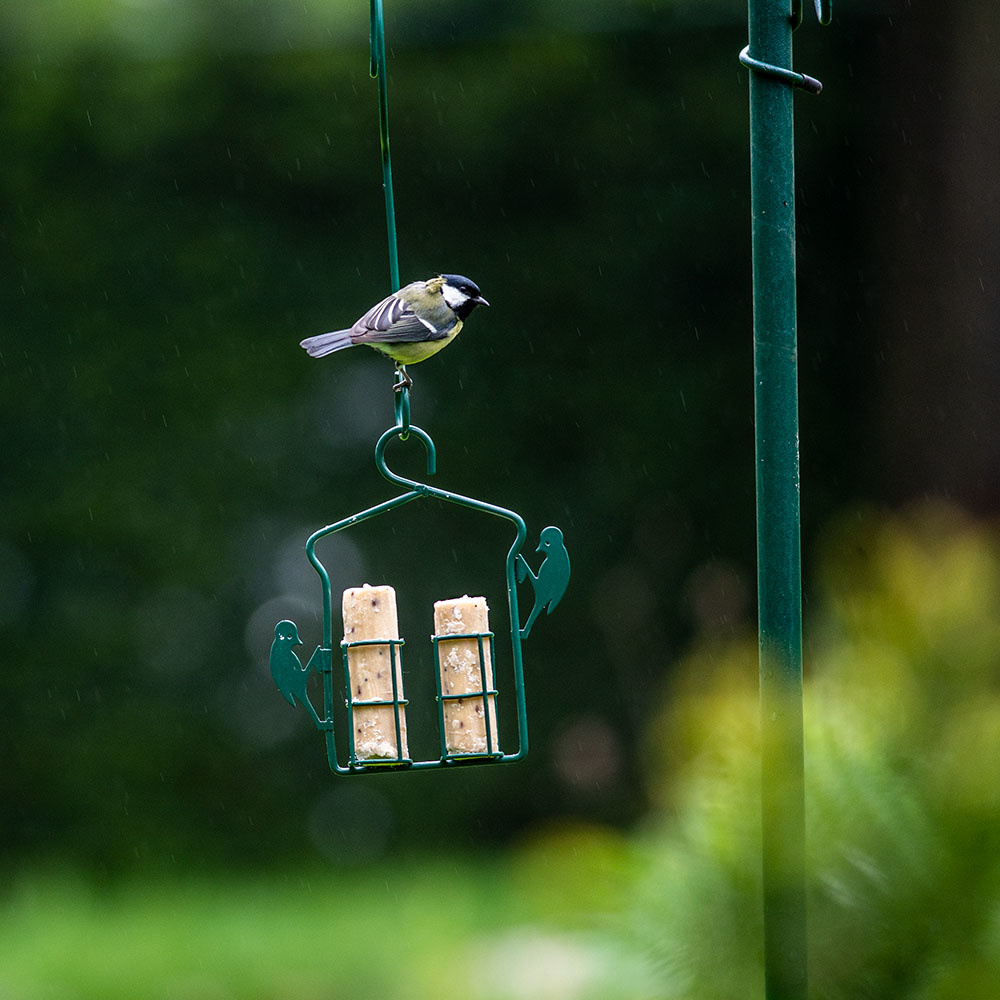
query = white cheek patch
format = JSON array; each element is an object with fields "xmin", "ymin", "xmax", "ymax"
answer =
[{"xmin": 441, "ymin": 285, "xmax": 470, "ymax": 311}]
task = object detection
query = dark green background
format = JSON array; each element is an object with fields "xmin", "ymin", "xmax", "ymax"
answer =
[{"xmin": 3, "ymin": 0, "xmax": 996, "ymax": 876}]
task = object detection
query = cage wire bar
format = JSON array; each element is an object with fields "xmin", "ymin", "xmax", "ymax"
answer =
[{"xmin": 742, "ymin": 1, "xmax": 831, "ymax": 998}]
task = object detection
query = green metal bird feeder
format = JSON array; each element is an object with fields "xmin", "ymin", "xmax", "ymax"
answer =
[
  {"xmin": 270, "ymin": 0, "xmax": 568, "ymax": 773},
  {"xmin": 271, "ymin": 383, "xmax": 569, "ymax": 775}
]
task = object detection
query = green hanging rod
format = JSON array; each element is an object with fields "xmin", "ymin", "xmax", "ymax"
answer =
[{"xmin": 369, "ymin": 0, "xmax": 400, "ymax": 295}]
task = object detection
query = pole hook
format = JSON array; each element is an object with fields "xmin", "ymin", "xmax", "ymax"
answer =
[
  {"xmin": 739, "ymin": 46, "xmax": 823, "ymax": 95},
  {"xmin": 741, "ymin": 0, "xmax": 830, "ymax": 94}
]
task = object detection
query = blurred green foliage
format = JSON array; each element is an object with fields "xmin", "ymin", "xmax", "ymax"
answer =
[{"xmin": 619, "ymin": 502, "xmax": 1000, "ymax": 998}]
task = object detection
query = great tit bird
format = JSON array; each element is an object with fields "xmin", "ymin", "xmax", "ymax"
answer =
[{"xmin": 299, "ymin": 274, "xmax": 489, "ymax": 387}]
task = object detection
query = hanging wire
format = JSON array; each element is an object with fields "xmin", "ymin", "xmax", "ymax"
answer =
[
  {"xmin": 369, "ymin": 0, "xmax": 412, "ymax": 428},
  {"xmin": 369, "ymin": 0, "xmax": 400, "ymax": 294}
]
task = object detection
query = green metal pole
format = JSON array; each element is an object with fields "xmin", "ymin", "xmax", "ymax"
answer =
[{"xmin": 747, "ymin": 1, "xmax": 807, "ymax": 997}]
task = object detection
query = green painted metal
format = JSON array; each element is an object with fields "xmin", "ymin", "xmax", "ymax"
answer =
[
  {"xmin": 369, "ymin": 0, "xmax": 399, "ymax": 295},
  {"xmin": 270, "ymin": 412, "xmax": 569, "ymax": 774},
  {"xmin": 517, "ymin": 526, "xmax": 570, "ymax": 633},
  {"xmin": 340, "ymin": 636, "xmax": 409, "ymax": 766},
  {"xmin": 372, "ymin": 0, "xmax": 413, "ymax": 441},
  {"xmin": 431, "ymin": 630, "xmax": 501, "ymax": 761},
  {"xmin": 743, "ymin": 1, "xmax": 830, "ymax": 997}
]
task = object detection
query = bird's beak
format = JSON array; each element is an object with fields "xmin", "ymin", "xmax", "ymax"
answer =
[{"xmin": 475, "ymin": 295, "xmax": 490, "ymax": 307}]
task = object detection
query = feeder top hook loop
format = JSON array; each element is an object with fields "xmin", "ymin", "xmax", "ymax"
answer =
[{"xmin": 375, "ymin": 423, "xmax": 436, "ymax": 490}]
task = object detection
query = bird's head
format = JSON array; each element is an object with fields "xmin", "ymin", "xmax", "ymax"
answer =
[
  {"xmin": 439, "ymin": 273, "xmax": 489, "ymax": 318},
  {"xmin": 537, "ymin": 526, "xmax": 564, "ymax": 553},
  {"xmin": 274, "ymin": 620, "xmax": 302, "ymax": 646}
]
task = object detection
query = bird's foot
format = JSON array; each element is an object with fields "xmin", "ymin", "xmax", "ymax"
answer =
[{"xmin": 393, "ymin": 364, "xmax": 413, "ymax": 392}]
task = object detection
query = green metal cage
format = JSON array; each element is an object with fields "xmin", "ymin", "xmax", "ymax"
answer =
[{"xmin": 270, "ymin": 383, "xmax": 569, "ymax": 774}]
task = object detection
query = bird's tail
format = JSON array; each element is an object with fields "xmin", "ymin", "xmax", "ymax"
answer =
[{"xmin": 299, "ymin": 328, "xmax": 354, "ymax": 358}]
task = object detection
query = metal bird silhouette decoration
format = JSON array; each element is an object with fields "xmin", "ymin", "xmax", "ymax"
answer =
[
  {"xmin": 270, "ymin": 620, "xmax": 322, "ymax": 726},
  {"xmin": 516, "ymin": 525, "xmax": 571, "ymax": 638}
]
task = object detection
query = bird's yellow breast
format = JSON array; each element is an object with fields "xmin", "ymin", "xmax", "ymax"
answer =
[{"xmin": 370, "ymin": 321, "xmax": 463, "ymax": 365}]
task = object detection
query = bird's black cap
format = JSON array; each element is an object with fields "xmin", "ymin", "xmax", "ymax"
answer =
[{"xmin": 441, "ymin": 274, "xmax": 484, "ymax": 300}]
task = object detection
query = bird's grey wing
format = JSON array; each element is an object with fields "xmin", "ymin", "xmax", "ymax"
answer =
[{"xmin": 353, "ymin": 292, "xmax": 453, "ymax": 344}]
